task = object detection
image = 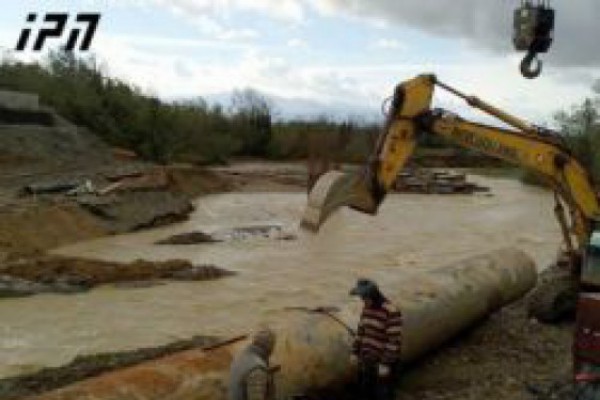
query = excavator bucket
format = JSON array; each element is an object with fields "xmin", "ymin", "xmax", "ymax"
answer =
[{"xmin": 301, "ymin": 169, "xmax": 379, "ymax": 231}]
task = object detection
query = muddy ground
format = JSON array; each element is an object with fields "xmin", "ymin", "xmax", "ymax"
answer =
[
  {"xmin": 0, "ymin": 162, "xmax": 577, "ymax": 399},
  {"xmin": 0, "ymin": 162, "xmax": 304, "ymax": 260},
  {"xmin": 0, "ymin": 335, "xmax": 220, "ymax": 400},
  {"xmin": 308, "ymin": 300, "xmax": 573, "ymax": 400},
  {"xmin": 0, "ymin": 118, "xmax": 577, "ymax": 399},
  {"xmin": 1, "ymin": 105, "xmax": 581, "ymax": 399},
  {"xmin": 395, "ymin": 299, "xmax": 573, "ymax": 400},
  {"xmin": 0, "ymin": 255, "xmax": 235, "ymax": 297},
  {"xmin": 0, "ymin": 292, "xmax": 574, "ymax": 400},
  {"xmin": 0, "ymin": 165, "xmax": 237, "ymax": 258}
]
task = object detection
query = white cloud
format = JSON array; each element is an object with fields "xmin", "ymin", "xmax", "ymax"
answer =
[
  {"xmin": 372, "ymin": 38, "xmax": 406, "ymax": 51},
  {"xmin": 87, "ymin": 33, "xmax": 598, "ymax": 124},
  {"xmin": 3, "ymin": 2, "xmax": 599, "ymax": 123},
  {"xmin": 307, "ymin": 0, "xmax": 600, "ymax": 68},
  {"xmin": 104, "ymin": 33, "xmax": 251, "ymax": 51},
  {"xmin": 217, "ymin": 28, "xmax": 259, "ymax": 41},
  {"xmin": 287, "ymin": 38, "xmax": 308, "ymax": 48},
  {"xmin": 237, "ymin": 0, "xmax": 305, "ymax": 21},
  {"xmin": 151, "ymin": 0, "xmax": 305, "ymax": 22},
  {"xmin": 143, "ymin": 0, "xmax": 600, "ymax": 67}
]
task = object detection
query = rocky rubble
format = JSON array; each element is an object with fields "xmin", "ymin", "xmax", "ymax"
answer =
[{"xmin": 156, "ymin": 225, "xmax": 297, "ymax": 245}]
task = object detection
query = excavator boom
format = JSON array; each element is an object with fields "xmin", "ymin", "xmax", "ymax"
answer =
[{"xmin": 302, "ymin": 74, "xmax": 599, "ymax": 253}]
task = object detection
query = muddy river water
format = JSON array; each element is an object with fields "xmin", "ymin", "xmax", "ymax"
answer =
[{"xmin": 0, "ymin": 175, "xmax": 562, "ymax": 378}]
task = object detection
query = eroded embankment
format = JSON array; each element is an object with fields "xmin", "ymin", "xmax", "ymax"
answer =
[{"xmin": 0, "ymin": 166, "xmax": 234, "ymax": 259}]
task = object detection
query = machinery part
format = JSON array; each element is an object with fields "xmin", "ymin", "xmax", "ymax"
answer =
[
  {"xmin": 520, "ymin": 51, "xmax": 543, "ymax": 79},
  {"xmin": 301, "ymin": 170, "xmax": 378, "ymax": 231},
  {"xmin": 301, "ymin": 170, "xmax": 357, "ymax": 231},
  {"xmin": 513, "ymin": 1, "xmax": 555, "ymax": 79},
  {"xmin": 574, "ymin": 293, "xmax": 600, "ymax": 365},
  {"xmin": 302, "ymin": 75, "xmax": 599, "ymax": 247},
  {"xmin": 28, "ymin": 248, "xmax": 535, "ymax": 400},
  {"xmin": 581, "ymin": 232, "xmax": 600, "ymax": 288}
]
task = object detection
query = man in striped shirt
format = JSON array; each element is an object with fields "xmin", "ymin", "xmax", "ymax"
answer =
[{"xmin": 350, "ymin": 279, "xmax": 403, "ymax": 400}]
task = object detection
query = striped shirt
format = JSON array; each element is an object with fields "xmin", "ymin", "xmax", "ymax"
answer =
[{"xmin": 353, "ymin": 301, "xmax": 402, "ymax": 365}]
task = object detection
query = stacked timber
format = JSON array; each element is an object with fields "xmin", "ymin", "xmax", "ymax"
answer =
[{"xmin": 395, "ymin": 168, "xmax": 489, "ymax": 194}]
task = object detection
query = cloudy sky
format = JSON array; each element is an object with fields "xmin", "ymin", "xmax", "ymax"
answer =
[{"xmin": 1, "ymin": 0, "xmax": 599, "ymax": 123}]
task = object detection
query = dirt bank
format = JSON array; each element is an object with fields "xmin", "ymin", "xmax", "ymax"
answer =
[
  {"xmin": 0, "ymin": 335, "xmax": 221, "ymax": 400},
  {"xmin": 209, "ymin": 161, "xmax": 308, "ymax": 193},
  {"xmin": 0, "ymin": 255, "xmax": 234, "ymax": 297},
  {"xmin": 0, "ymin": 104, "xmax": 247, "ymax": 257},
  {"xmin": 0, "ymin": 165, "xmax": 239, "ymax": 258},
  {"xmin": 0, "ymin": 202, "xmax": 107, "ymax": 259}
]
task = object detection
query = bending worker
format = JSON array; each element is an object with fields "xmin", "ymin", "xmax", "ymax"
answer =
[
  {"xmin": 350, "ymin": 279, "xmax": 403, "ymax": 400},
  {"xmin": 228, "ymin": 328, "xmax": 277, "ymax": 400}
]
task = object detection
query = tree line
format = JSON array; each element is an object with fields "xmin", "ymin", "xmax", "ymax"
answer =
[
  {"xmin": 554, "ymin": 90, "xmax": 600, "ymax": 183},
  {"xmin": 0, "ymin": 51, "xmax": 376, "ymax": 165}
]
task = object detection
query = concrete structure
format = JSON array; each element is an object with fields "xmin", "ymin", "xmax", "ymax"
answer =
[
  {"xmin": 28, "ymin": 248, "xmax": 536, "ymax": 400},
  {"xmin": 0, "ymin": 90, "xmax": 39, "ymax": 111}
]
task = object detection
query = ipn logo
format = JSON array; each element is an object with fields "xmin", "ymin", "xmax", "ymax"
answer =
[{"xmin": 15, "ymin": 13, "xmax": 101, "ymax": 52}]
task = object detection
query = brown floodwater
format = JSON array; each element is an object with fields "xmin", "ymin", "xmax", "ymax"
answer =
[{"xmin": 0, "ymin": 174, "xmax": 561, "ymax": 378}]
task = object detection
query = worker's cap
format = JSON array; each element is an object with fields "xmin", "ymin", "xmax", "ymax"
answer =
[
  {"xmin": 349, "ymin": 278, "xmax": 379, "ymax": 299},
  {"xmin": 252, "ymin": 327, "xmax": 276, "ymax": 355}
]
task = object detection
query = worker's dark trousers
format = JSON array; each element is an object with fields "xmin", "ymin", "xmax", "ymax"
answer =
[
  {"xmin": 576, "ymin": 383, "xmax": 600, "ymax": 400},
  {"xmin": 575, "ymin": 363, "xmax": 600, "ymax": 399},
  {"xmin": 357, "ymin": 361, "xmax": 398, "ymax": 400}
]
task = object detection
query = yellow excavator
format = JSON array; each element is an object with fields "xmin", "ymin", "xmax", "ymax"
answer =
[{"xmin": 300, "ymin": 74, "xmax": 600, "ymax": 324}]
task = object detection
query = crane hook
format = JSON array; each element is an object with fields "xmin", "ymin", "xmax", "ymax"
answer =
[{"xmin": 520, "ymin": 51, "xmax": 543, "ymax": 79}]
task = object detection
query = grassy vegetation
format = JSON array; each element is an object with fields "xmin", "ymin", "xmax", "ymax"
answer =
[
  {"xmin": 519, "ymin": 90, "xmax": 600, "ymax": 188},
  {"xmin": 554, "ymin": 96, "xmax": 600, "ymax": 183}
]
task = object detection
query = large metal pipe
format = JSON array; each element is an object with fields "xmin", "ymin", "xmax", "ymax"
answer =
[{"xmin": 28, "ymin": 248, "xmax": 536, "ymax": 400}]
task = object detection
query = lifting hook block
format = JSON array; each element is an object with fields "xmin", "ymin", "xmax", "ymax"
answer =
[{"xmin": 520, "ymin": 52, "xmax": 543, "ymax": 79}]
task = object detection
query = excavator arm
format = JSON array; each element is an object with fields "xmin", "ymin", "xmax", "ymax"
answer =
[
  {"xmin": 427, "ymin": 110, "xmax": 598, "ymax": 251},
  {"xmin": 302, "ymin": 74, "xmax": 599, "ymax": 258}
]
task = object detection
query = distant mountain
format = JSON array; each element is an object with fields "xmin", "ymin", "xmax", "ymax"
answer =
[{"xmin": 201, "ymin": 91, "xmax": 382, "ymax": 123}]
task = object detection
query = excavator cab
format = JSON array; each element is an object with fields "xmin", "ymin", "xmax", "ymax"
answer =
[
  {"xmin": 513, "ymin": 0, "xmax": 555, "ymax": 78},
  {"xmin": 575, "ymin": 230, "xmax": 600, "ymax": 391},
  {"xmin": 581, "ymin": 231, "xmax": 600, "ymax": 289}
]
